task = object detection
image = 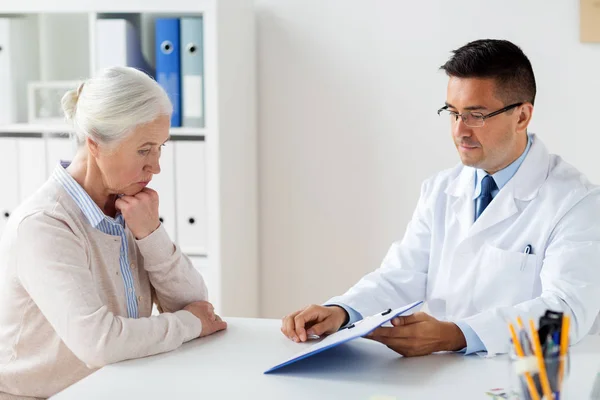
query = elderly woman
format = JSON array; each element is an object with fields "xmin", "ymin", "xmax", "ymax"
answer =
[{"xmin": 0, "ymin": 67, "xmax": 226, "ymax": 399}]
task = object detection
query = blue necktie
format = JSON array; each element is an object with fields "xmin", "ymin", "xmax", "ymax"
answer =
[{"xmin": 475, "ymin": 175, "xmax": 497, "ymax": 221}]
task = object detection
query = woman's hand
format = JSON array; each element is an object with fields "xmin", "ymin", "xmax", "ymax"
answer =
[
  {"xmin": 115, "ymin": 188, "xmax": 161, "ymax": 239},
  {"xmin": 184, "ymin": 301, "xmax": 228, "ymax": 337}
]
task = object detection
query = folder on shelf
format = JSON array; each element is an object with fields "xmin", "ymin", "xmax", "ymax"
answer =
[
  {"xmin": 264, "ymin": 300, "xmax": 423, "ymax": 374},
  {"xmin": 180, "ymin": 17, "xmax": 205, "ymax": 128},
  {"xmin": 95, "ymin": 18, "xmax": 154, "ymax": 77},
  {"xmin": 174, "ymin": 141, "xmax": 207, "ymax": 255},
  {"xmin": 0, "ymin": 138, "xmax": 20, "ymax": 237},
  {"xmin": 155, "ymin": 18, "xmax": 182, "ymax": 127},
  {"xmin": 0, "ymin": 17, "xmax": 40, "ymax": 124},
  {"xmin": 17, "ymin": 138, "xmax": 46, "ymax": 202}
]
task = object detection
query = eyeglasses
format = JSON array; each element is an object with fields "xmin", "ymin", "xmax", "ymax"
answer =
[{"xmin": 437, "ymin": 102, "xmax": 523, "ymax": 127}]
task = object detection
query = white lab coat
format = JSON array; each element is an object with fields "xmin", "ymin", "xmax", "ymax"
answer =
[{"xmin": 328, "ymin": 134, "xmax": 600, "ymax": 355}]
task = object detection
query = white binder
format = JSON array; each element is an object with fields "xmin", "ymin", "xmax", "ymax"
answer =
[
  {"xmin": 94, "ymin": 18, "xmax": 152, "ymax": 75},
  {"xmin": 18, "ymin": 138, "xmax": 47, "ymax": 202},
  {"xmin": 148, "ymin": 142, "xmax": 177, "ymax": 242},
  {"xmin": 174, "ymin": 141, "xmax": 207, "ymax": 255},
  {"xmin": 0, "ymin": 17, "xmax": 40, "ymax": 124},
  {"xmin": 0, "ymin": 138, "xmax": 20, "ymax": 237},
  {"xmin": 46, "ymin": 136, "xmax": 75, "ymax": 176}
]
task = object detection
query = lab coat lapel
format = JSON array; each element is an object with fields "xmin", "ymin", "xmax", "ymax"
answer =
[
  {"xmin": 467, "ymin": 134, "xmax": 550, "ymax": 238},
  {"xmin": 445, "ymin": 166, "xmax": 475, "ymax": 237},
  {"xmin": 467, "ymin": 191, "xmax": 518, "ymax": 238}
]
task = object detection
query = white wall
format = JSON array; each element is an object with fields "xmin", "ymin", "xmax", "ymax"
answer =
[{"xmin": 256, "ymin": 0, "xmax": 600, "ymax": 318}]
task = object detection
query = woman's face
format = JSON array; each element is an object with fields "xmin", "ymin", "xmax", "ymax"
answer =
[{"xmin": 90, "ymin": 115, "xmax": 171, "ymax": 196}]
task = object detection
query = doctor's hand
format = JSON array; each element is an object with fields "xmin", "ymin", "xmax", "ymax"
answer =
[
  {"xmin": 281, "ymin": 305, "xmax": 348, "ymax": 343},
  {"xmin": 366, "ymin": 312, "xmax": 466, "ymax": 357},
  {"xmin": 115, "ymin": 188, "xmax": 161, "ymax": 240},
  {"xmin": 184, "ymin": 301, "xmax": 228, "ymax": 338}
]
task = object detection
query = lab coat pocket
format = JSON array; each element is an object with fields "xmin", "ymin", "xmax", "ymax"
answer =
[{"xmin": 473, "ymin": 244, "xmax": 538, "ymax": 311}]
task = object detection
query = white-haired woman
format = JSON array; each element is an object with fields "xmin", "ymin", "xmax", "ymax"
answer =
[{"xmin": 0, "ymin": 67, "xmax": 226, "ymax": 400}]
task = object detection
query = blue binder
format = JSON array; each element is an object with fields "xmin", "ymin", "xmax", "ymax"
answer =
[
  {"xmin": 155, "ymin": 18, "xmax": 181, "ymax": 127},
  {"xmin": 180, "ymin": 17, "xmax": 205, "ymax": 128}
]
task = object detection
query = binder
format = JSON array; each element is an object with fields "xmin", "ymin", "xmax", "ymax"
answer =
[
  {"xmin": 174, "ymin": 141, "xmax": 207, "ymax": 255},
  {"xmin": 0, "ymin": 138, "xmax": 20, "ymax": 237},
  {"xmin": 94, "ymin": 18, "xmax": 154, "ymax": 77},
  {"xmin": 45, "ymin": 136, "xmax": 75, "ymax": 177},
  {"xmin": 155, "ymin": 18, "xmax": 181, "ymax": 127},
  {"xmin": 0, "ymin": 17, "xmax": 40, "ymax": 124},
  {"xmin": 264, "ymin": 301, "xmax": 423, "ymax": 374},
  {"xmin": 180, "ymin": 17, "xmax": 205, "ymax": 128},
  {"xmin": 18, "ymin": 138, "xmax": 47, "ymax": 202},
  {"xmin": 147, "ymin": 141, "xmax": 177, "ymax": 242}
]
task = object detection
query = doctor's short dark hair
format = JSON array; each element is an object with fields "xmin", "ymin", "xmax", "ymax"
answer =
[{"xmin": 440, "ymin": 39, "xmax": 537, "ymax": 106}]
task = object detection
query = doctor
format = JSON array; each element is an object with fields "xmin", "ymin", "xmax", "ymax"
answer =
[{"xmin": 281, "ymin": 39, "xmax": 600, "ymax": 356}]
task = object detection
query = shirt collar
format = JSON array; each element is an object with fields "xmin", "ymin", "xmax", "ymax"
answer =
[
  {"xmin": 473, "ymin": 133, "xmax": 533, "ymax": 199},
  {"xmin": 52, "ymin": 162, "xmax": 124, "ymax": 229}
]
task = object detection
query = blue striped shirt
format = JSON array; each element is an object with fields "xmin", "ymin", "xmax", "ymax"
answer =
[{"xmin": 52, "ymin": 163, "xmax": 139, "ymax": 318}]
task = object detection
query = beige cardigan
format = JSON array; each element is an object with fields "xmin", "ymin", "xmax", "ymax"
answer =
[{"xmin": 0, "ymin": 177, "xmax": 207, "ymax": 399}]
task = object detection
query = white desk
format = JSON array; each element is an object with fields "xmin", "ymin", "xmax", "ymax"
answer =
[{"xmin": 51, "ymin": 318, "xmax": 600, "ymax": 399}]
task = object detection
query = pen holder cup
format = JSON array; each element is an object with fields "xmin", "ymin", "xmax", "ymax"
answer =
[{"xmin": 508, "ymin": 351, "xmax": 570, "ymax": 400}]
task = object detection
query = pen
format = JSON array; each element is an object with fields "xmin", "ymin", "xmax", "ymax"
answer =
[
  {"xmin": 552, "ymin": 332, "xmax": 559, "ymax": 351},
  {"xmin": 509, "ymin": 322, "xmax": 540, "ymax": 400},
  {"xmin": 521, "ymin": 245, "xmax": 533, "ymax": 271},
  {"xmin": 517, "ymin": 317, "xmax": 533, "ymax": 356},
  {"xmin": 544, "ymin": 333, "xmax": 559, "ymax": 393},
  {"xmin": 558, "ymin": 315, "xmax": 570, "ymax": 389},
  {"xmin": 530, "ymin": 319, "xmax": 554, "ymax": 400}
]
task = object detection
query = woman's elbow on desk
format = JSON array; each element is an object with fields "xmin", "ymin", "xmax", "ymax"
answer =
[
  {"xmin": 64, "ymin": 324, "xmax": 131, "ymax": 369},
  {"xmin": 62, "ymin": 316, "xmax": 158, "ymax": 369},
  {"xmin": 68, "ymin": 340, "xmax": 116, "ymax": 370}
]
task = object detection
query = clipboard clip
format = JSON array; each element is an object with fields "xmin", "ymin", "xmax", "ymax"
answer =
[{"xmin": 346, "ymin": 308, "xmax": 392, "ymax": 330}]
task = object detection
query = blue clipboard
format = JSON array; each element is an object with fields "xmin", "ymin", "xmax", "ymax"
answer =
[{"xmin": 265, "ymin": 300, "xmax": 423, "ymax": 373}]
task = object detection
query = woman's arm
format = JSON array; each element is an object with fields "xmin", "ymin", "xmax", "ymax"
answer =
[
  {"xmin": 135, "ymin": 224, "xmax": 209, "ymax": 313},
  {"xmin": 16, "ymin": 212, "xmax": 202, "ymax": 368}
]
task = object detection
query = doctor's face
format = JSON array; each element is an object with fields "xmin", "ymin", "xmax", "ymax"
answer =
[{"xmin": 445, "ymin": 77, "xmax": 532, "ymax": 174}]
